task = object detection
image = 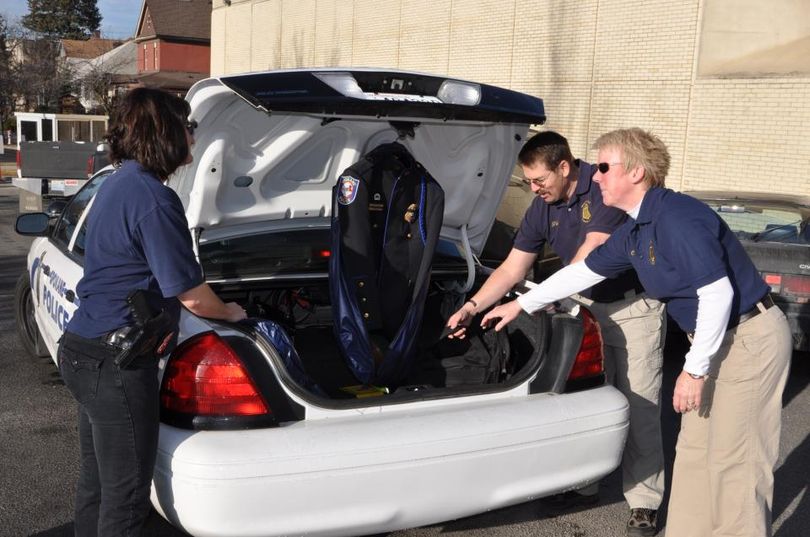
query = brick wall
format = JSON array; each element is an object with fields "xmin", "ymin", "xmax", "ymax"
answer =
[{"xmin": 210, "ymin": 0, "xmax": 810, "ymax": 198}]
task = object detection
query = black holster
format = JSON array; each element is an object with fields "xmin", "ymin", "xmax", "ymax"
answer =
[{"xmin": 113, "ymin": 290, "xmax": 175, "ymax": 369}]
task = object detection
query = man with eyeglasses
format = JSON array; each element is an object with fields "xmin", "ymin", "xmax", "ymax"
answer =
[
  {"xmin": 446, "ymin": 130, "xmax": 666, "ymax": 537},
  {"xmin": 481, "ymin": 128, "xmax": 790, "ymax": 537}
]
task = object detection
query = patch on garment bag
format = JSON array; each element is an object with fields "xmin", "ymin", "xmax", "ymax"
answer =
[{"xmin": 338, "ymin": 175, "xmax": 360, "ymax": 205}]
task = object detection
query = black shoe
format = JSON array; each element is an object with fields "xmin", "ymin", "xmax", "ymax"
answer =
[
  {"xmin": 626, "ymin": 508, "xmax": 658, "ymax": 537},
  {"xmin": 541, "ymin": 490, "xmax": 600, "ymax": 511}
]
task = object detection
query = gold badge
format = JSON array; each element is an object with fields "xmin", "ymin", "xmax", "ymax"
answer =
[
  {"xmin": 550, "ymin": 220, "xmax": 559, "ymax": 228},
  {"xmin": 404, "ymin": 203, "xmax": 417, "ymax": 223},
  {"xmin": 581, "ymin": 201, "xmax": 592, "ymax": 223},
  {"xmin": 648, "ymin": 240, "xmax": 656, "ymax": 265}
]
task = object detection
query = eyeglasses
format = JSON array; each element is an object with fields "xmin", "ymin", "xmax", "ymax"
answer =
[
  {"xmin": 596, "ymin": 161, "xmax": 624, "ymax": 174},
  {"xmin": 521, "ymin": 173, "xmax": 553, "ymax": 188},
  {"xmin": 185, "ymin": 119, "xmax": 197, "ymax": 135}
]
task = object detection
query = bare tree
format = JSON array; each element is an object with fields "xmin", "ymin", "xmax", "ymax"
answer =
[{"xmin": 73, "ymin": 45, "xmax": 134, "ymax": 115}]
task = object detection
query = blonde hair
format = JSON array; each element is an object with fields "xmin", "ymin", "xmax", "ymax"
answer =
[{"xmin": 592, "ymin": 128, "xmax": 670, "ymax": 188}]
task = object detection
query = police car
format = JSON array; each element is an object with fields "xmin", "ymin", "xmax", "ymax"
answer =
[{"xmin": 15, "ymin": 69, "xmax": 629, "ymax": 537}]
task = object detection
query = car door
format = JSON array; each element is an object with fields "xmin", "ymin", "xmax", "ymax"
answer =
[{"xmin": 31, "ymin": 170, "xmax": 112, "ymax": 356}]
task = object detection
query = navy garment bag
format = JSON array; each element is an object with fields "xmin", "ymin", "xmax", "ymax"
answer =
[{"xmin": 329, "ymin": 142, "xmax": 445, "ymax": 387}]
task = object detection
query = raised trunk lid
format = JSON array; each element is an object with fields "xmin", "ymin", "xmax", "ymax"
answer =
[{"xmin": 170, "ymin": 69, "xmax": 545, "ymax": 255}]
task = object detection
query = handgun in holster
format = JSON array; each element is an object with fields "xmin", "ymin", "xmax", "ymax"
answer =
[{"xmin": 112, "ymin": 290, "xmax": 175, "ymax": 369}]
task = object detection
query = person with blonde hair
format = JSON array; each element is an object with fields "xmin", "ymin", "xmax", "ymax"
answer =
[
  {"xmin": 481, "ymin": 127, "xmax": 791, "ymax": 537},
  {"xmin": 447, "ymin": 130, "xmax": 666, "ymax": 536}
]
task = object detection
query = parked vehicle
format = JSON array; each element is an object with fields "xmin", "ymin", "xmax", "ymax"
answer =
[
  {"xmin": 15, "ymin": 69, "xmax": 629, "ymax": 537},
  {"xmin": 687, "ymin": 191, "xmax": 810, "ymax": 351},
  {"xmin": 12, "ymin": 112, "xmax": 109, "ymax": 212}
]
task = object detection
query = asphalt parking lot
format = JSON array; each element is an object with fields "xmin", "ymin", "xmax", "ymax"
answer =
[{"xmin": 0, "ymin": 183, "xmax": 807, "ymax": 537}]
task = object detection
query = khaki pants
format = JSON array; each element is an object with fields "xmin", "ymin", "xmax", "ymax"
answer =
[
  {"xmin": 574, "ymin": 293, "xmax": 667, "ymax": 510},
  {"xmin": 665, "ymin": 305, "xmax": 791, "ymax": 537}
]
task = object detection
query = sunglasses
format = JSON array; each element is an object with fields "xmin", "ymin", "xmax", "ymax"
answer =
[
  {"xmin": 185, "ymin": 119, "xmax": 198, "ymax": 135},
  {"xmin": 596, "ymin": 161, "xmax": 624, "ymax": 174}
]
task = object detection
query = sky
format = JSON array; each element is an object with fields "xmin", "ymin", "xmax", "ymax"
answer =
[{"xmin": 0, "ymin": 0, "xmax": 142, "ymax": 40}]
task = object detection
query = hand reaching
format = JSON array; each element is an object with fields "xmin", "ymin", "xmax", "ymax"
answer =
[{"xmin": 479, "ymin": 300, "xmax": 523, "ymax": 332}]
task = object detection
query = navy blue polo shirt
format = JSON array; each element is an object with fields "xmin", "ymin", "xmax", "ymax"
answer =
[
  {"xmin": 513, "ymin": 160, "xmax": 643, "ymax": 302},
  {"xmin": 584, "ymin": 188, "xmax": 769, "ymax": 332},
  {"xmin": 68, "ymin": 160, "xmax": 203, "ymax": 339}
]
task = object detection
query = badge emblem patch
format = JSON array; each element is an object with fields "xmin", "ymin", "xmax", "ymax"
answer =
[
  {"xmin": 648, "ymin": 240, "xmax": 656, "ymax": 265},
  {"xmin": 338, "ymin": 175, "xmax": 359, "ymax": 205},
  {"xmin": 581, "ymin": 201, "xmax": 592, "ymax": 223}
]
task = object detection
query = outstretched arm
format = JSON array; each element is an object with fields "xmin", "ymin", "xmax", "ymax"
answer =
[{"xmin": 480, "ymin": 261, "xmax": 606, "ymax": 331}]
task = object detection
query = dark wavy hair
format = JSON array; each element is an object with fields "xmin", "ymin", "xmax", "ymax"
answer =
[{"xmin": 106, "ymin": 87, "xmax": 191, "ymax": 180}]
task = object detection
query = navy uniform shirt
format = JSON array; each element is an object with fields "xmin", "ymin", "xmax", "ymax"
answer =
[
  {"xmin": 68, "ymin": 160, "xmax": 204, "ymax": 339},
  {"xmin": 585, "ymin": 188, "xmax": 769, "ymax": 332},
  {"xmin": 513, "ymin": 159, "xmax": 643, "ymax": 302}
]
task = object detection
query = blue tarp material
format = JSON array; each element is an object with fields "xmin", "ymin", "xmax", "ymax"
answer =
[{"xmin": 244, "ymin": 318, "xmax": 326, "ymax": 396}]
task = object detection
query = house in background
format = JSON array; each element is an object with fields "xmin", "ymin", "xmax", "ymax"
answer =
[
  {"xmin": 59, "ymin": 33, "xmax": 123, "ymax": 72},
  {"xmin": 71, "ymin": 40, "xmax": 139, "ymax": 113},
  {"xmin": 134, "ymin": 0, "xmax": 212, "ymax": 95}
]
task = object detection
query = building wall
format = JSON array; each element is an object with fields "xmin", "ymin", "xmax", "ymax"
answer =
[
  {"xmin": 158, "ymin": 42, "xmax": 211, "ymax": 73},
  {"xmin": 209, "ymin": 0, "xmax": 809, "ymax": 218}
]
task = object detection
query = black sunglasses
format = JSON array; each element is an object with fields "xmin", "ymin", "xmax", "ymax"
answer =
[
  {"xmin": 185, "ymin": 119, "xmax": 198, "ymax": 135},
  {"xmin": 596, "ymin": 161, "xmax": 623, "ymax": 174}
]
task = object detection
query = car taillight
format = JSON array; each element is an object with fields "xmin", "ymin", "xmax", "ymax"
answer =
[
  {"xmin": 567, "ymin": 308, "xmax": 604, "ymax": 381},
  {"xmin": 161, "ymin": 331, "xmax": 270, "ymax": 417},
  {"xmin": 16, "ymin": 149, "xmax": 21, "ymax": 171},
  {"xmin": 568, "ymin": 308, "xmax": 605, "ymax": 381},
  {"xmin": 763, "ymin": 273, "xmax": 782, "ymax": 293},
  {"xmin": 783, "ymin": 274, "xmax": 810, "ymax": 298},
  {"xmin": 86, "ymin": 155, "xmax": 93, "ymax": 177}
]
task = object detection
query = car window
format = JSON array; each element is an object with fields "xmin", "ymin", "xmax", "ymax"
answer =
[
  {"xmin": 199, "ymin": 227, "xmax": 471, "ymax": 281},
  {"xmin": 705, "ymin": 202, "xmax": 810, "ymax": 244},
  {"xmin": 52, "ymin": 170, "xmax": 113, "ymax": 253}
]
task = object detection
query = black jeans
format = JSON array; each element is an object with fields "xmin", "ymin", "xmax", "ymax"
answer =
[{"xmin": 58, "ymin": 331, "xmax": 159, "ymax": 537}]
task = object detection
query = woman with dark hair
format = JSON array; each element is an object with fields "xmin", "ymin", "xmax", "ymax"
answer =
[{"xmin": 58, "ymin": 87, "xmax": 246, "ymax": 536}]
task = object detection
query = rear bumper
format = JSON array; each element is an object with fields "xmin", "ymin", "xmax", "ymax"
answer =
[{"xmin": 151, "ymin": 385, "xmax": 628, "ymax": 537}]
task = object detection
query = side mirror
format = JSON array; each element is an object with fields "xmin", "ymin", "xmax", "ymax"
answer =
[
  {"xmin": 15, "ymin": 213, "xmax": 50, "ymax": 236},
  {"xmin": 45, "ymin": 200, "xmax": 67, "ymax": 219}
]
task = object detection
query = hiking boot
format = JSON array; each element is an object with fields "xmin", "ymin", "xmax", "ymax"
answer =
[
  {"xmin": 541, "ymin": 490, "xmax": 599, "ymax": 512},
  {"xmin": 626, "ymin": 508, "xmax": 658, "ymax": 537}
]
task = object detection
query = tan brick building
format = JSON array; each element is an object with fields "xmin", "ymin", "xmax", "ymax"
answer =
[{"xmin": 209, "ymin": 0, "xmax": 809, "ymax": 225}]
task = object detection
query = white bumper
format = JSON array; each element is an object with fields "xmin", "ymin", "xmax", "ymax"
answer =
[{"xmin": 151, "ymin": 385, "xmax": 628, "ymax": 537}]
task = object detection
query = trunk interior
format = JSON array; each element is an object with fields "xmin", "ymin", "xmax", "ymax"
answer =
[{"xmin": 213, "ymin": 275, "xmax": 549, "ymax": 401}]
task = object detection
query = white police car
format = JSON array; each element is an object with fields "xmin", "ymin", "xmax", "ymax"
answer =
[{"xmin": 15, "ymin": 69, "xmax": 629, "ymax": 537}]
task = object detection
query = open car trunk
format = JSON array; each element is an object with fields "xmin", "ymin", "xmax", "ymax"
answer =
[
  {"xmin": 209, "ymin": 272, "xmax": 550, "ymax": 400},
  {"xmin": 169, "ymin": 69, "xmax": 590, "ymax": 405},
  {"xmin": 198, "ymin": 223, "xmax": 590, "ymax": 407}
]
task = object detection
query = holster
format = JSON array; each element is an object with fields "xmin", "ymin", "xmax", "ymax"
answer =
[{"xmin": 113, "ymin": 290, "xmax": 175, "ymax": 369}]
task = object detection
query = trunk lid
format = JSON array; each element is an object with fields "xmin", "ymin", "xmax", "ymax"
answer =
[{"xmin": 169, "ymin": 69, "xmax": 545, "ymax": 255}]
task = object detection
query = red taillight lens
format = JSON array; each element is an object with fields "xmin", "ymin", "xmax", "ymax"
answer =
[
  {"xmin": 783, "ymin": 274, "xmax": 810, "ymax": 297},
  {"xmin": 16, "ymin": 149, "xmax": 21, "ymax": 170},
  {"xmin": 763, "ymin": 273, "xmax": 782, "ymax": 293},
  {"xmin": 161, "ymin": 332, "xmax": 270, "ymax": 417},
  {"xmin": 86, "ymin": 155, "xmax": 93, "ymax": 177},
  {"xmin": 568, "ymin": 308, "xmax": 604, "ymax": 381}
]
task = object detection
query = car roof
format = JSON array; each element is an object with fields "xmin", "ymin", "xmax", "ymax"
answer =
[{"xmin": 686, "ymin": 190, "xmax": 810, "ymax": 208}]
